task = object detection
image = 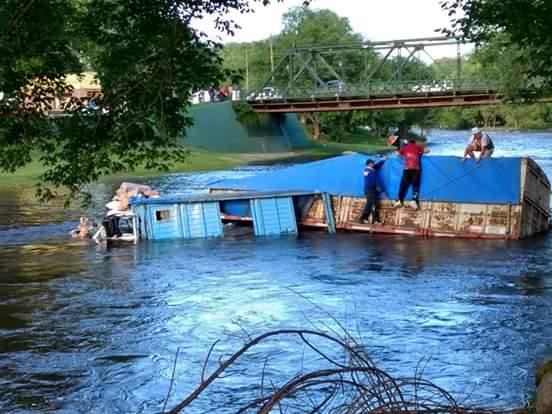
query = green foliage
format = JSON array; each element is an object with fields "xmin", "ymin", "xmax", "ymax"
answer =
[
  {"xmin": 470, "ymin": 33, "xmax": 538, "ymax": 98},
  {"xmin": 349, "ymin": 111, "xmax": 402, "ymax": 138},
  {"xmin": 431, "ymin": 56, "xmax": 480, "ymax": 80},
  {"xmin": 431, "ymin": 42, "xmax": 552, "ymax": 130},
  {"xmin": 0, "ymin": 0, "xmax": 289, "ymax": 203},
  {"xmin": 434, "ymin": 103, "xmax": 552, "ymax": 130},
  {"xmin": 221, "ymin": 7, "xmax": 364, "ymax": 91},
  {"xmin": 319, "ymin": 112, "xmax": 354, "ymax": 141},
  {"xmin": 232, "ymin": 101, "xmax": 271, "ymax": 129},
  {"xmin": 280, "ymin": 6, "xmax": 362, "ymax": 47},
  {"xmin": 222, "ymin": 41, "xmax": 273, "ymax": 91},
  {"xmin": 441, "ymin": 0, "xmax": 552, "ymax": 95}
]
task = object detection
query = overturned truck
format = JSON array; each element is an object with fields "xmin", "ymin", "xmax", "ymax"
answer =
[{"xmin": 208, "ymin": 154, "xmax": 550, "ymax": 240}]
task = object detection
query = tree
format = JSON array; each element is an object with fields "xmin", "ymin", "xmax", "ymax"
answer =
[
  {"xmin": 0, "ymin": 0, "xmax": 302, "ymax": 203},
  {"xmin": 431, "ymin": 42, "xmax": 552, "ymax": 130},
  {"xmin": 221, "ymin": 7, "xmax": 365, "ymax": 92},
  {"xmin": 280, "ymin": 6, "xmax": 362, "ymax": 47},
  {"xmin": 221, "ymin": 40, "xmax": 273, "ymax": 91},
  {"xmin": 470, "ymin": 33, "xmax": 537, "ymax": 98},
  {"xmin": 280, "ymin": 7, "xmax": 367, "ymax": 139},
  {"xmin": 440, "ymin": 0, "xmax": 552, "ymax": 94}
]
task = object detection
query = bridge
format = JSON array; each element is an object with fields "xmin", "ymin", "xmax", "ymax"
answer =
[{"xmin": 246, "ymin": 37, "xmax": 501, "ymax": 113}]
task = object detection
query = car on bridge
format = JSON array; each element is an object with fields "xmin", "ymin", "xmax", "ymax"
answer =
[
  {"xmin": 325, "ymin": 79, "xmax": 346, "ymax": 92},
  {"xmin": 247, "ymin": 87, "xmax": 282, "ymax": 101},
  {"xmin": 411, "ymin": 80, "xmax": 455, "ymax": 93}
]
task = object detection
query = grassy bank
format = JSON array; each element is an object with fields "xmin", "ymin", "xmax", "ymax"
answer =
[{"xmin": 0, "ymin": 135, "xmax": 388, "ymax": 188}]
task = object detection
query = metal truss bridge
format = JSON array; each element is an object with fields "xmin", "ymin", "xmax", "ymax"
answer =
[{"xmin": 246, "ymin": 37, "xmax": 500, "ymax": 113}]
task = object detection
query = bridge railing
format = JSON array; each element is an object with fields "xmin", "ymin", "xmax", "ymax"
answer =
[{"xmin": 246, "ymin": 79, "xmax": 498, "ymax": 102}]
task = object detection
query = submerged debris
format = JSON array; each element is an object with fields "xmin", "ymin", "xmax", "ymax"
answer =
[
  {"xmin": 108, "ymin": 181, "xmax": 159, "ymax": 216},
  {"xmin": 92, "ymin": 182, "xmax": 160, "ymax": 243}
]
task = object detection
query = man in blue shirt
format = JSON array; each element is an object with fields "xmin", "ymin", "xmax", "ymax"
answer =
[{"xmin": 359, "ymin": 157, "xmax": 386, "ymax": 224}]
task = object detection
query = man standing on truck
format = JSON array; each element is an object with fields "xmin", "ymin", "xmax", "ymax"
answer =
[
  {"xmin": 462, "ymin": 127, "xmax": 495, "ymax": 163},
  {"xmin": 394, "ymin": 138, "xmax": 429, "ymax": 210},
  {"xmin": 359, "ymin": 157, "xmax": 386, "ymax": 224}
]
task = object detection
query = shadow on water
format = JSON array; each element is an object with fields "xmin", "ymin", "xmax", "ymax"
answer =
[
  {"xmin": 0, "ymin": 129, "xmax": 551, "ymax": 412},
  {"xmin": 0, "ymin": 186, "xmax": 80, "ymax": 228}
]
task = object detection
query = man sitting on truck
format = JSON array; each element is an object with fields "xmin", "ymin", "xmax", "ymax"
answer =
[{"xmin": 462, "ymin": 127, "xmax": 495, "ymax": 163}]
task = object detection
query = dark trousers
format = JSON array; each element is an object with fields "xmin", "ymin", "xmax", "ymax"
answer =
[
  {"xmin": 398, "ymin": 169, "xmax": 421, "ymax": 202},
  {"xmin": 360, "ymin": 189, "xmax": 378, "ymax": 223}
]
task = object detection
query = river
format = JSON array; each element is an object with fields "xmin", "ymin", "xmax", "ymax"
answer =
[{"xmin": 0, "ymin": 129, "xmax": 551, "ymax": 413}]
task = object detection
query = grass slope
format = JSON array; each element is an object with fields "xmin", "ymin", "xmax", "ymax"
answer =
[{"xmin": 0, "ymin": 135, "xmax": 388, "ymax": 188}]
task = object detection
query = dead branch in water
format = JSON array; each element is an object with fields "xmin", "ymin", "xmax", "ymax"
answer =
[
  {"xmin": 165, "ymin": 329, "xmax": 522, "ymax": 414},
  {"xmin": 162, "ymin": 347, "xmax": 179, "ymax": 413}
]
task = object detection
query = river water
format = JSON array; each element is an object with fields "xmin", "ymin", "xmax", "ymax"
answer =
[{"xmin": 0, "ymin": 130, "xmax": 551, "ymax": 413}]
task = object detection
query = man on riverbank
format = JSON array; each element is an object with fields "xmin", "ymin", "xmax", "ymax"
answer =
[
  {"xmin": 394, "ymin": 138, "xmax": 429, "ymax": 210},
  {"xmin": 462, "ymin": 127, "xmax": 495, "ymax": 163},
  {"xmin": 359, "ymin": 157, "xmax": 386, "ymax": 224}
]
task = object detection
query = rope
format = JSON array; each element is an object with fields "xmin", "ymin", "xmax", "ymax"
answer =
[{"xmin": 420, "ymin": 157, "xmax": 489, "ymax": 199}]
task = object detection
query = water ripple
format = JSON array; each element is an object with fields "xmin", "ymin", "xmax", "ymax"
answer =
[{"xmin": 0, "ymin": 130, "xmax": 551, "ymax": 412}]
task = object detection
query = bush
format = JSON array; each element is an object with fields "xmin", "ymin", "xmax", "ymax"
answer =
[{"xmin": 232, "ymin": 101, "xmax": 271, "ymax": 130}]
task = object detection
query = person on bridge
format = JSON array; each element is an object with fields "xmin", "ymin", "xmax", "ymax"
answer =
[
  {"xmin": 462, "ymin": 127, "xmax": 495, "ymax": 163},
  {"xmin": 394, "ymin": 138, "xmax": 429, "ymax": 210},
  {"xmin": 359, "ymin": 157, "xmax": 386, "ymax": 224}
]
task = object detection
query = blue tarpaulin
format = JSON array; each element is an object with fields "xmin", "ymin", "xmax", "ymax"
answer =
[{"xmin": 210, "ymin": 154, "xmax": 522, "ymax": 204}]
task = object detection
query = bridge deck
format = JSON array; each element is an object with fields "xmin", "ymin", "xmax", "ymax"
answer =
[{"xmin": 249, "ymin": 90, "xmax": 500, "ymax": 113}]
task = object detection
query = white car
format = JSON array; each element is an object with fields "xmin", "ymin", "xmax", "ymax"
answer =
[
  {"xmin": 326, "ymin": 80, "xmax": 345, "ymax": 92},
  {"xmin": 248, "ymin": 87, "xmax": 282, "ymax": 100},
  {"xmin": 412, "ymin": 81, "xmax": 454, "ymax": 93}
]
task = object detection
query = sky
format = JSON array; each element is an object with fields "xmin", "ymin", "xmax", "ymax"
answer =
[{"xmin": 193, "ymin": 0, "xmax": 471, "ymax": 58}]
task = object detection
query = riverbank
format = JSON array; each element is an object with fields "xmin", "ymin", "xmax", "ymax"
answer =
[{"xmin": 0, "ymin": 136, "xmax": 388, "ymax": 188}]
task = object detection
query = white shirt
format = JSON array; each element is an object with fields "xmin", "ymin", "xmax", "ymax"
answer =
[{"xmin": 469, "ymin": 133, "xmax": 492, "ymax": 149}]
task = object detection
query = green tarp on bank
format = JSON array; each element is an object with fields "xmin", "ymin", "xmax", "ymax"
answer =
[{"xmin": 180, "ymin": 101, "xmax": 310, "ymax": 152}]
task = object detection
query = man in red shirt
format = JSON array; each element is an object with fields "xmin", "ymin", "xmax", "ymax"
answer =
[{"xmin": 394, "ymin": 138, "xmax": 429, "ymax": 209}]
